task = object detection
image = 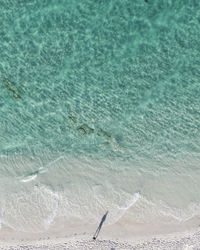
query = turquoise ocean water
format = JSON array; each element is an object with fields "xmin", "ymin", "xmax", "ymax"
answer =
[{"xmin": 0, "ymin": 0, "xmax": 200, "ymax": 234}]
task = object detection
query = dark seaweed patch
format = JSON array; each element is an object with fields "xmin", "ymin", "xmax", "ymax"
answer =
[
  {"xmin": 68, "ymin": 114, "xmax": 77, "ymax": 126},
  {"xmin": 77, "ymin": 124, "xmax": 94, "ymax": 135},
  {"xmin": 2, "ymin": 77, "xmax": 22, "ymax": 99},
  {"xmin": 96, "ymin": 128, "xmax": 112, "ymax": 140},
  {"xmin": 68, "ymin": 114, "xmax": 112, "ymax": 141}
]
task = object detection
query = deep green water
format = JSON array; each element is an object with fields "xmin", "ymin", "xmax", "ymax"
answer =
[{"xmin": 0, "ymin": 0, "xmax": 200, "ymax": 234}]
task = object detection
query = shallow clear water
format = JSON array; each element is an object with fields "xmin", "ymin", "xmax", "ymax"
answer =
[{"xmin": 0, "ymin": 0, "xmax": 200, "ymax": 233}]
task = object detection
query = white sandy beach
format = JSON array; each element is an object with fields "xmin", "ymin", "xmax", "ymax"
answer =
[
  {"xmin": 1, "ymin": 229, "xmax": 200, "ymax": 250},
  {"xmin": 1, "ymin": 206, "xmax": 200, "ymax": 250}
]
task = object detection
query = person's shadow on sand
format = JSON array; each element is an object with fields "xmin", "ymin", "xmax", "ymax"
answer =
[{"xmin": 93, "ymin": 211, "xmax": 109, "ymax": 240}]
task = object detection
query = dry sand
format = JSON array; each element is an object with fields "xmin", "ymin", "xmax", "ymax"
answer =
[{"xmin": 1, "ymin": 230, "xmax": 200, "ymax": 250}]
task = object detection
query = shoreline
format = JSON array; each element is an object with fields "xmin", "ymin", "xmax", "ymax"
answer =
[
  {"xmin": 1, "ymin": 197, "xmax": 200, "ymax": 249},
  {"xmin": 1, "ymin": 211, "xmax": 200, "ymax": 249}
]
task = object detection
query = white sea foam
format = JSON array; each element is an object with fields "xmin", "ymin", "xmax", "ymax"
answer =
[
  {"xmin": 1, "ymin": 155, "xmax": 200, "ymax": 234},
  {"xmin": 37, "ymin": 156, "xmax": 200, "ymax": 230},
  {"xmin": 118, "ymin": 192, "xmax": 141, "ymax": 210},
  {"xmin": 0, "ymin": 180, "xmax": 60, "ymax": 232},
  {"xmin": 20, "ymin": 167, "xmax": 47, "ymax": 183},
  {"xmin": 21, "ymin": 173, "xmax": 37, "ymax": 182}
]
